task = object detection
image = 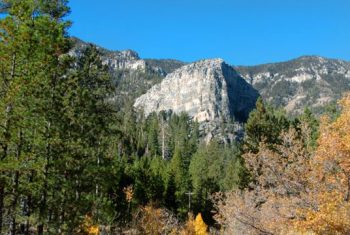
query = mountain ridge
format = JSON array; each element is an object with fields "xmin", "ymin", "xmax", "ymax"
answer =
[
  {"xmin": 71, "ymin": 37, "xmax": 350, "ymax": 116},
  {"xmin": 235, "ymin": 55, "xmax": 350, "ymax": 114}
]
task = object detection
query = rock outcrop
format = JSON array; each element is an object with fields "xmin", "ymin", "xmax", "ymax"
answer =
[
  {"xmin": 71, "ymin": 37, "xmax": 350, "ymax": 117},
  {"xmin": 236, "ymin": 56, "xmax": 350, "ymax": 114},
  {"xmin": 134, "ymin": 59, "xmax": 259, "ymax": 123},
  {"xmin": 102, "ymin": 49, "xmax": 147, "ymax": 71},
  {"xmin": 70, "ymin": 37, "xmax": 166, "ymax": 75}
]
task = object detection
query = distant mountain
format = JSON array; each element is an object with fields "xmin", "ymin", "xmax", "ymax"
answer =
[
  {"xmin": 70, "ymin": 37, "xmax": 185, "ymax": 76},
  {"xmin": 70, "ymin": 37, "xmax": 164, "ymax": 75},
  {"xmin": 71, "ymin": 37, "xmax": 350, "ymax": 116},
  {"xmin": 235, "ymin": 56, "xmax": 350, "ymax": 114}
]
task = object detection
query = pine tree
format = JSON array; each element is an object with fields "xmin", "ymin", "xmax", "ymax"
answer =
[
  {"xmin": 147, "ymin": 114, "xmax": 160, "ymax": 156},
  {"xmin": 169, "ymin": 145, "xmax": 190, "ymax": 216},
  {"xmin": 299, "ymin": 107, "xmax": 319, "ymax": 150},
  {"xmin": 0, "ymin": 0, "xmax": 70, "ymax": 233},
  {"xmin": 56, "ymin": 45, "xmax": 118, "ymax": 231},
  {"xmin": 244, "ymin": 97, "xmax": 290, "ymax": 153}
]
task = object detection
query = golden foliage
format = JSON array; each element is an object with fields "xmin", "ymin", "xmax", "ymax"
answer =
[
  {"xmin": 244, "ymin": 128, "xmax": 311, "ymax": 196},
  {"xmin": 180, "ymin": 213, "xmax": 196, "ymax": 235},
  {"xmin": 194, "ymin": 213, "xmax": 208, "ymax": 235},
  {"xmin": 295, "ymin": 191, "xmax": 350, "ymax": 234},
  {"xmin": 136, "ymin": 203, "xmax": 179, "ymax": 235},
  {"xmin": 179, "ymin": 213, "xmax": 208, "ymax": 235},
  {"xmin": 81, "ymin": 215, "xmax": 99, "ymax": 235},
  {"xmin": 139, "ymin": 205, "xmax": 165, "ymax": 235},
  {"xmin": 293, "ymin": 93, "xmax": 350, "ymax": 234},
  {"xmin": 214, "ymin": 93, "xmax": 350, "ymax": 235},
  {"xmin": 214, "ymin": 190, "xmax": 296, "ymax": 235},
  {"xmin": 215, "ymin": 128, "xmax": 310, "ymax": 234},
  {"xmin": 123, "ymin": 185, "xmax": 134, "ymax": 203}
]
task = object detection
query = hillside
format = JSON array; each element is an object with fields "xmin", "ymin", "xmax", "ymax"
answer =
[{"xmin": 236, "ymin": 56, "xmax": 350, "ymax": 114}]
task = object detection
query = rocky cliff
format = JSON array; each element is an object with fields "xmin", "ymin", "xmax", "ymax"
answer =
[
  {"xmin": 70, "ymin": 37, "xmax": 167, "ymax": 75},
  {"xmin": 71, "ymin": 37, "xmax": 350, "ymax": 117},
  {"xmin": 134, "ymin": 59, "xmax": 259, "ymax": 123},
  {"xmin": 236, "ymin": 56, "xmax": 350, "ymax": 114},
  {"xmin": 70, "ymin": 38, "xmax": 187, "ymax": 109}
]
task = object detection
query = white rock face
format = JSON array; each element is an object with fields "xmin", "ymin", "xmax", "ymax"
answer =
[
  {"xmin": 286, "ymin": 73, "xmax": 314, "ymax": 83},
  {"xmin": 134, "ymin": 59, "xmax": 258, "ymax": 123},
  {"xmin": 102, "ymin": 50, "xmax": 147, "ymax": 71},
  {"xmin": 70, "ymin": 38, "xmax": 165, "ymax": 75},
  {"xmin": 236, "ymin": 56, "xmax": 350, "ymax": 114}
]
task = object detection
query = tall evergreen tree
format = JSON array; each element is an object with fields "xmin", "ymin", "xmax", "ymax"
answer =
[
  {"xmin": 55, "ymin": 45, "xmax": 119, "ymax": 231},
  {"xmin": 0, "ymin": 0, "xmax": 70, "ymax": 233},
  {"xmin": 244, "ymin": 97, "xmax": 290, "ymax": 153}
]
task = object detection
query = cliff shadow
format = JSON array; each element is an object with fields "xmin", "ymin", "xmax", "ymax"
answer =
[{"xmin": 222, "ymin": 63, "xmax": 260, "ymax": 123}]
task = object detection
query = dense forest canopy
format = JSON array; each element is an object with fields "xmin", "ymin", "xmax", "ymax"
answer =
[{"xmin": 0, "ymin": 1, "xmax": 349, "ymax": 234}]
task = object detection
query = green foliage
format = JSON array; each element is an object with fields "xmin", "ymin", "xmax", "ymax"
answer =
[
  {"xmin": 324, "ymin": 100, "xmax": 341, "ymax": 120},
  {"xmin": 147, "ymin": 114, "xmax": 160, "ymax": 156},
  {"xmin": 299, "ymin": 108, "xmax": 320, "ymax": 150},
  {"xmin": 113, "ymin": 69, "xmax": 163, "ymax": 109},
  {"xmin": 0, "ymin": 0, "xmax": 71, "ymax": 233},
  {"xmin": 131, "ymin": 156, "xmax": 165, "ymax": 204},
  {"xmin": 145, "ymin": 59, "xmax": 186, "ymax": 74},
  {"xmin": 189, "ymin": 141, "xmax": 245, "ymax": 222},
  {"xmin": 55, "ymin": 44, "xmax": 119, "ymax": 230},
  {"xmin": 244, "ymin": 97, "xmax": 290, "ymax": 153}
]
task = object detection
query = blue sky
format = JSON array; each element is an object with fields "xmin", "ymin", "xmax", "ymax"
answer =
[{"xmin": 68, "ymin": 0, "xmax": 350, "ymax": 65}]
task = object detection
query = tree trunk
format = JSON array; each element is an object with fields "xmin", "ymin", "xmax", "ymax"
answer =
[
  {"xmin": 161, "ymin": 118, "xmax": 165, "ymax": 159},
  {"xmin": 38, "ymin": 122, "xmax": 52, "ymax": 235},
  {"xmin": 24, "ymin": 171, "xmax": 33, "ymax": 235},
  {"xmin": 0, "ymin": 183, "xmax": 4, "ymax": 234},
  {"xmin": 346, "ymin": 174, "xmax": 350, "ymax": 202},
  {"xmin": 10, "ymin": 171, "xmax": 19, "ymax": 235},
  {"xmin": 38, "ymin": 159, "xmax": 48, "ymax": 235},
  {"xmin": 10, "ymin": 130, "xmax": 22, "ymax": 235},
  {"xmin": 37, "ymin": 224, "xmax": 44, "ymax": 235},
  {"xmin": 0, "ymin": 104, "xmax": 11, "ymax": 234}
]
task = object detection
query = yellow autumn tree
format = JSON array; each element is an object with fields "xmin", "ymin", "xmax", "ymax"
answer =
[
  {"xmin": 180, "ymin": 213, "xmax": 208, "ymax": 235},
  {"xmin": 180, "ymin": 213, "xmax": 196, "ymax": 235},
  {"xmin": 81, "ymin": 215, "xmax": 99, "ymax": 235},
  {"xmin": 194, "ymin": 213, "xmax": 208, "ymax": 235},
  {"xmin": 179, "ymin": 213, "xmax": 208, "ymax": 235},
  {"xmin": 295, "ymin": 191, "xmax": 350, "ymax": 234},
  {"xmin": 136, "ymin": 203, "xmax": 179, "ymax": 234},
  {"xmin": 138, "ymin": 205, "xmax": 165, "ymax": 234},
  {"xmin": 294, "ymin": 93, "xmax": 350, "ymax": 234}
]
